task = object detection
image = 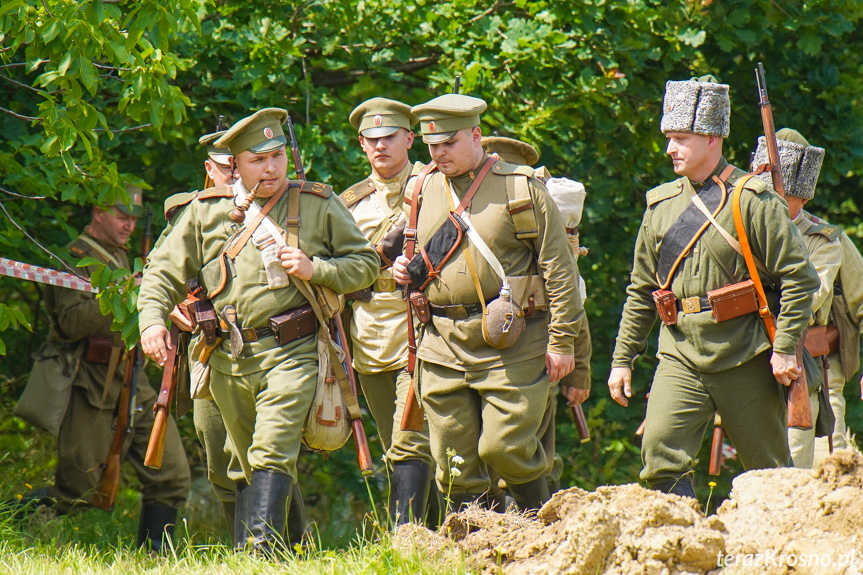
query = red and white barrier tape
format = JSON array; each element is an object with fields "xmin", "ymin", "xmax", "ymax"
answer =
[{"xmin": 0, "ymin": 257, "xmax": 97, "ymax": 293}]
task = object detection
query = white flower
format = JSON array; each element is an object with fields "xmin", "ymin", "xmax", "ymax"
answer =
[
  {"xmin": 451, "ymin": 455, "xmax": 464, "ymax": 465},
  {"xmin": 450, "ymin": 467, "xmax": 462, "ymax": 477}
]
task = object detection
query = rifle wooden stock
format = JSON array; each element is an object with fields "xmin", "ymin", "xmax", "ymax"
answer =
[
  {"xmin": 144, "ymin": 324, "xmax": 181, "ymax": 469},
  {"xmin": 787, "ymin": 335, "xmax": 813, "ymax": 430},
  {"xmin": 93, "ymin": 348, "xmax": 135, "ymax": 510},
  {"xmin": 331, "ymin": 316, "xmax": 374, "ymax": 476},
  {"xmin": 755, "ymin": 62, "xmax": 785, "ymax": 198},
  {"xmin": 709, "ymin": 414, "xmax": 724, "ymax": 476},
  {"xmin": 632, "ymin": 392, "xmax": 649, "ymax": 448},
  {"xmin": 571, "ymin": 403, "xmax": 590, "ymax": 443},
  {"xmin": 400, "ymin": 288, "xmax": 425, "ymax": 432}
]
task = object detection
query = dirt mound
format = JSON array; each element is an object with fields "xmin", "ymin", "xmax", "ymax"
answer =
[{"xmin": 395, "ymin": 450, "xmax": 863, "ymax": 574}]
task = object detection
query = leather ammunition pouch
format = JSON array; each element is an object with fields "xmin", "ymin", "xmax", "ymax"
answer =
[
  {"xmin": 406, "ymin": 212, "xmax": 468, "ymax": 290},
  {"xmin": 194, "ymin": 299, "xmax": 218, "ymax": 346},
  {"xmin": 84, "ymin": 336, "xmax": 114, "ymax": 365},
  {"xmin": 269, "ymin": 305, "xmax": 317, "ymax": 346},
  {"xmin": 652, "ymin": 289, "xmax": 678, "ymax": 325},
  {"xmin": 706, "ymin": 280, "xmax": 759, "ymax": 322},
  {"xmin": 377, "ymin": 219, "xmax": 406, "ymax": 268},
  {"xmin": 804, "ymin": 324, "xmax": 840, "ymax": 358},
  {"xmin": 344, "ymin": 287, "xmax": 372, "ymax": 302},
  {"xmin": 409, "ymin": 291, "xmax": 432, "ymax": 324}
]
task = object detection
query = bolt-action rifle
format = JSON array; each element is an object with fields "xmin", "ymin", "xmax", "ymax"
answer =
[
  {"xmin": 287, "ymin": 114, "xmax": 373, "ymax": 475},
  {"xmin": 92, "ymin": 205, "xmax": 152, "ymax": 509},
  {"xmin": 753, "ymin": 62, "xmax": 812, "ymax": 430}
]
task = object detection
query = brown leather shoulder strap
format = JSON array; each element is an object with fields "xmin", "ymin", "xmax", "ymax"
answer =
[
  {"xmin": 732, "ymin": 174, "xmax": 777, "ymax": 342},
  {"xmin": 225, "ymin": 186, "xmax": 287, "ymax": 259},
  {"xmin": 404, "ymin": 163, "xmax": 438, "ymax": 260},
  {"xmin": 452, "ymin": 157, "xmax": 496, "ymax": 216}
]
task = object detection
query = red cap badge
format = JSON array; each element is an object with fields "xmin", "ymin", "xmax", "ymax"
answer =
[
  {"xmin": 428, "ymin": 121, "xmax": 436, "ymax": 133},
  {"xmin": 263, "ymin": 127, "xmax": 274, "ymax": 139},
  {"xmin": 373, "ymin": 114, "xmax": 382, "ymax": 126}
]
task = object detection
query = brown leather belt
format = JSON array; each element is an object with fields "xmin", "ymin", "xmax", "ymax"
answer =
[
  {"xmin": 215, "ymin": 305, "xmax": 316, "ymax": 345},
  {"xmin": 676, "ymin": 296, "xmax": 710, "ymax": 314},
  {"xmin": 430, "ymin": 301, "xmax": 484, "ymax": 320},
  {"xmin": 216, "ymin": 325, "xmax": 273, "ymax": 342}
]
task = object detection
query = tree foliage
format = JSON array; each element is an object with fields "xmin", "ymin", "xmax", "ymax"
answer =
[{"xmin": 2, "ymin": 0, "xmax": 863, "ymax": 527}]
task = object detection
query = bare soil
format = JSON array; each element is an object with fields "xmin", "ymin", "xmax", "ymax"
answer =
[{"xmin": 395, "ymin": 450, "xmax": 863, "ymax": 574}]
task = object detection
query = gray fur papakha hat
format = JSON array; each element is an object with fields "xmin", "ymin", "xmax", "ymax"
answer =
[
  {"xmin": 660, "ymin": 75, "xmax": 730, "ymax": 138},
  {"xmin": 752, "ymin": 128, "xmax": 825, "ymax": 200}
]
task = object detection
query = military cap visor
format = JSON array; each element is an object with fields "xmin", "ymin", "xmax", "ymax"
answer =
[
  {"xmin": 350, "ymin": 98, "xmax": 417, "ymax": 138},
  {"xmin": 412, "ymin": 94, "xmax": 487, "ymax": 144},
  {"xmin": 199, "ymin": 130, "xmax": 233, "ymax": 165},
  {"xmin": 214, "ymin": 108, "xmax": 289, "ymax": 156},
  {"xmin": 114, "ymin": 184, "xmax": 144, "ymax": 217}
]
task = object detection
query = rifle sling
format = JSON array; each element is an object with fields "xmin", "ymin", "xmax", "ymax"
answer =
[
  {"xmin": 99, "ymin": 332, "xmax": 125, "ymax": 408},
  {"xmin": 154, "ymin": 324, "xmax": 181, "ymax": 411},
  {"xmin": 731, "ymin": 174, "xmax": 777, "ymax": 342}
]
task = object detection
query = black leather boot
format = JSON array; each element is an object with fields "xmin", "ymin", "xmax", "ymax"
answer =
[
  {"xmin": 286, "ymin": 481, "xmax": 305, "ymax": 550},
  {"xmin": 507, "ymin": 476, "xmax": 551, "ymax": 511},
  {"xmin": 221, "ymin": 501, "xmax": 236, "ymax": 542},
  {"xmin": 651, "ymin": 476, "xmax": 696, "ymax": 499},
  {"xmin": 137, "ymin": 503, "xmax": 178, "ymax": 552},
  {"xmin": 233, "ymin": 470, "xmax": 292, "ymax": 556},
  {"xmin": 389, "ymin": 460, "xmax": 433, "ymax": 525},
  {"xmin": 425, "ymin": 482, "xmax": 443, "ymax": 528}
]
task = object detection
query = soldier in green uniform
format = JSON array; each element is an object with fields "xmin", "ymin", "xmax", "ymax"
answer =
[
  {"xmin": 609, "ymin": 76, "xmax": 820, "ymax": 497},
  {"xmin": 138, "ymin": 108, "xmax": 379, "ymax": 552},
  {"xmin": 482, "ymin": 135, "xmax": 591, "ymax": 494},
  {"xmin": 18, "ymin": 190, "xmax": 191, "ymax": 550},
  {"xmin": 752, "ymin": 128, "xmax": 841, "ymax": 468},
  {"xmin": 392, "ymin": 95, "xmax": 583, "ymax": 512},
  {"xmin": 341, "ymin": 98, "xmax": 437, "ymax": 525}
]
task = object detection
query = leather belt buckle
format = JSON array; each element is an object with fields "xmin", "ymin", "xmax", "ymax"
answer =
[
  {"xmin": 446, "ymin": 305, "xmax": 469, "ymax": 320},
  {"xmin": 680, "ymin": 296, "xmax": 701, "ymax": 314},
  {"xmin": 241, "ymin": 327, "xmax": 258, "ymax": 342},
  {"xmin": 375, "ymin": 278, "xmax": 396, "ymax": 292}
]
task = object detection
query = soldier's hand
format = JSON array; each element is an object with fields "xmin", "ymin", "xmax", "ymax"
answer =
[
  {"xmin": 546, "ymin": 352, "xmax": 574, "ymax": 382},
  {"xmin": 771, "ymin": 352, "xmax": 802, "ymax": 387},
  {"xmin": 608, "ymin": 366, "xmax": 632, "ymax": 407},
  {"xmin": 392, "ymin": 255, "xmax": 411, "ymax": 285},
  {"xmin": 141, "ymin": 325, "xmax": 172, "ymax": 367},
  {"xmin": 279, "ymin": 246, "xmax": 314, "ymax": 281},
  {"xmin": 562, "ymin": 385, "xmax": 589, "ymax": 406}
]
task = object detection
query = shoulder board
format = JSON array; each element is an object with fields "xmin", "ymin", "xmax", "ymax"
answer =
[
  {"xmin": 410, "ymin": 161, "xmax": 426, "ymax": 177},
  {"xmin": 197, "ymin": 185, "xmax": 234, "ymax": 200},
  {"xmin": 804, "ymin": 220, "xmax": 841, "ymax": 241},
  {"xmin": 491, "ymin": 160, "xmax": 534, "ymax": 177},
  {"xmin": 645, "ymin": 180, "xmax": 683, "ymax": 206},
  {"xmin": 163, "ymin": 190, "xmax": 198, "ymax": 219},
  {"xmin": 68, "ymin": 238, "xmax": 89, "ymax": 258},
  {"xmin": 726, "ymin": 168, "xmax": 767, "ymax": 194},
  {"xmin": 296, "ymin": 180, "xmax": 332, "ymax": 198},
  {"xmin": 340, "ymin": 177, "xmax": 374, "ymax": 208}
]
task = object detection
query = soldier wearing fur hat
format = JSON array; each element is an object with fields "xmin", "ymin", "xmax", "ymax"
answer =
[
  {"xmin": 392, "ymin": 95, "xmax": 583, "ymax": 512},
  {"xmin": 341, "ymin": 98, "xmax": 438, "ymax": 525},
  {"xmin": 608, "ymin": 76, "xmax": 819, "ymax": 497},
  {"xmin": 752, "ymin": 128, "xmax": 844, "ymax": 468},
  {"xmin": 482, "ymin": 135, "xmax": 591, "ymax": 494},
  {"xmin": 15, "ymin": 186, "xmax": 191, "ymax": 551},
  {"xmin": 138, "ymin": 108, "xmax": 379, "ymax": 552}
]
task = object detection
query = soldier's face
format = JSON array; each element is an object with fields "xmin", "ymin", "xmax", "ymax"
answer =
[
  {"xmin": 205, "ymin": 159, "xmax": 235, "ymax": 187},
  {"xmin": 92, "ymin": 208, "xmax": 137, "ymax": 248},
  {"xmin": 234, "ymin": 147, "xmax": 288, "ymax": 197},
  {"xmin": 359, "ymin": 129, "xmax": 414, "ymax": 180},
  {"xmin": 666, "ymin": 132, "xmax": 717, "ymax": 178},
  {"xmin": 428, "ymin": 127, "xmax": 483, "ymax": 177}
]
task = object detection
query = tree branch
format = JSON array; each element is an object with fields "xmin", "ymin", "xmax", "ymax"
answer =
[
  {"xmin": 0, "ymin": 186, "xmax": 47, "ymax": 200},
  {"xmin": 309, "ymin": 54, "xmax": 441, "ymax": 87},
  {"xmin": 0, "ymin": 73, "xmax": 58, "ymax": 94},
  {"xmin": 0, "ymin": 105, "xmax": 39, "ymax": 122},
  {"xmin": 0, "ymin": 201, "xmax": 87, "ymax": 279},
  {"xmin": 93, "ymin": 123, "xmax": 152, "ymax": 133}
]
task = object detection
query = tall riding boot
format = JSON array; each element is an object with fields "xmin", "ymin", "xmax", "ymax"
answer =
[
  {"xmin": 233, "ymin": 470, "xmax": 292, "ymax": 556},
  {"xmin": 137, "ymin": 503, "xmax": 178, "ymax": 553},
  {"xmin": 425, "ymin": 482, "xmax": 443, "ymax": 528},
  {"xmin": 286, "ymin": 481, "xmax": 306, "ymax": 549},
  {"xmin": 389, "ymin": 460, "xmax": 433, "ymax": 525},
  {"xmin": 233, "ymin": 479, "xmax": 250, "ymax": 548},
  {"xmin": 508, "ymin": 476, "xmax": 551, "ymax": 512},
  {"xmin": 651, "ymin": 476, "xmax": 696, "ymax": 499},
  {"xmin": 221, "ymin": 501, "xmax": 236, "ymax": 542}
]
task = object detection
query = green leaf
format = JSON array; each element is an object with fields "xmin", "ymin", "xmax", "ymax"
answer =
[
  {"xmin": 0, "ymin": 0, "xmax": 23, "ymax": 18},
  {"xmin": 41, "ymin": 20, "xmax": 61, "ymax": 43},
  {"xmin": 107, "ymin": 40, "xmax": 130, "ymax": 63},
  {"xmin": 57, "ymin": 51, "xmax": 72, "ymax": 76},
  {"xmin": 77, "ymin": 257, "xmax": 102, "ymax": 268},
  {"xmin": 0, "ymin": 338, "xmax": 6, "ymax": 356},
  {"xmin": 112, "ymin": 296, "xmax": 127, "ymax": 323}
]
